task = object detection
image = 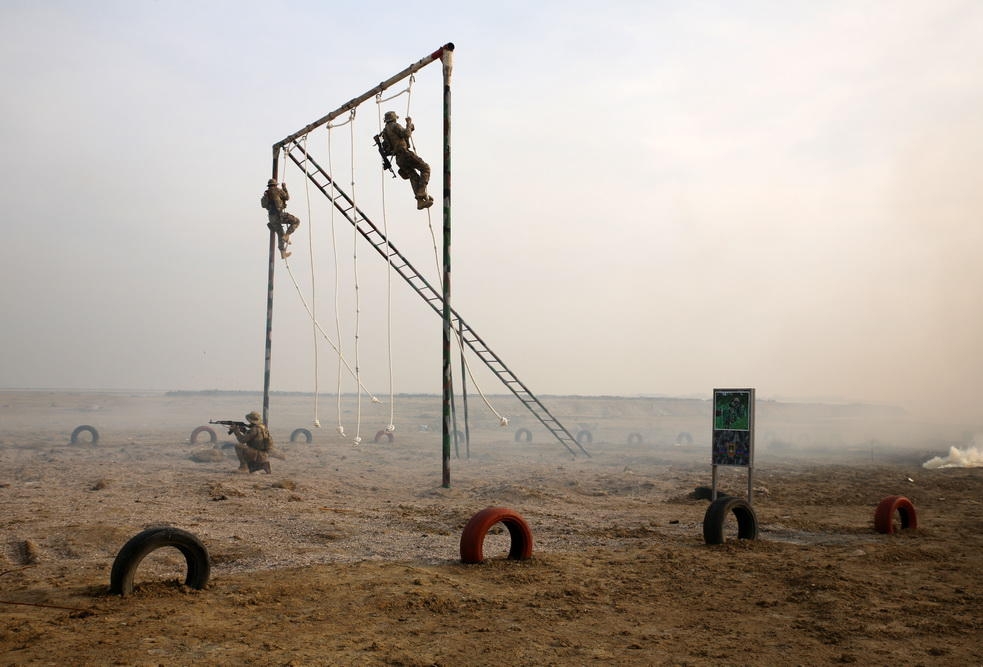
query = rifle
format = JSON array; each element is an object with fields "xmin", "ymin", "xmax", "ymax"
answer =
[
  {"xmin": 209, "ymin": 419, "xmax": 249, "ymax": 435},
  {"xmin": 373, "ymin": 134, "xmax": 396, "ymax": 178}
]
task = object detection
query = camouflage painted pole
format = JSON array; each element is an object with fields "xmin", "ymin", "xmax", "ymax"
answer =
[
  {"xmin": 441, "ymin": 47, "xmax": 454, "ymax": 488},
  {"xmin": 263, "ymin": 154, "xmax": 280, "ymax": 426}
]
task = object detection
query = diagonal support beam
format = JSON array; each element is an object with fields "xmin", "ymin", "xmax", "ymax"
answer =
[
  {"xmin": 272, "ymin": 43, "xmax": 455, "ymax": 157},
  {"xmin": 283, "ymin": 141, "xmax": 589, "ymax": 458}
]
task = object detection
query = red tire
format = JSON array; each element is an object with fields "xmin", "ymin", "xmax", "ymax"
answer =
[
  {"xmin": 374, "ymin": 430, "xmax": 394, "ymax": 444},
  {"xmin": 874, "ymin": 495, "xmax": 917, "ymax": 534},
  {"xmin": 460, "ymin": 507, "xmax": 533, "ymax": 564},
  {"xmin": 189, "ymin": 426, "xmax": 217, "ymax": 445}
]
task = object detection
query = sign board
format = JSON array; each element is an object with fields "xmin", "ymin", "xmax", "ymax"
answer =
[{"xmin": 712, "ymin": 388, "xmax": 754, "ymax": 467}]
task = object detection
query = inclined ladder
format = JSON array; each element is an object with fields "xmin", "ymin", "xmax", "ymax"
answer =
[{"xmin": 284, "ymin": 140, "xmax": 589, "ymax": 457}]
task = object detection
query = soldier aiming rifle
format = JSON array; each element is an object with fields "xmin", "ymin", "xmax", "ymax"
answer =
[{"xmin": 211, "ymin": 412, "xmax": 273, "ymax": 474}]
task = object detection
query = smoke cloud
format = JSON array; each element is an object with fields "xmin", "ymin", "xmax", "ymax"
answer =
[{"xmin": 922, "ymin": 442, "xmax": 983, "ymax": 469}]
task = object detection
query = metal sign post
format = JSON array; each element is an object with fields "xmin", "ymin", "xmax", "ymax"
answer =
[{"xmin": 711, "ymin": 387, "xmax": 755, "ymax": 504}]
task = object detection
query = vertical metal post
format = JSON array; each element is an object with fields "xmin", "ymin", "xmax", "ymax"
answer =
[
  {"xmin": 459, "ymin": 318, "xmax": 471, "ymax": 460},
  {"xmin": 441, "ymin": 47, "xmax": 454, "ymax": 488},
  {"xmin": 262, "ymin": 154, "xmax": 279, "ymax": 426}
]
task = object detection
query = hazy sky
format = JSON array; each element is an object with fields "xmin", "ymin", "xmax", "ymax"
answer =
[{"xmin": 1, "ymin": 1, "xmax": 981, "ymax": 421}]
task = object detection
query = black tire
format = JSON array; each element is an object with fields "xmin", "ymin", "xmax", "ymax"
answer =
[
  {"xmin": 703, "ymin": 496, "xmax": 758, "ymax": 545},
  {"xmin": 374, "ymin": 430, "xmax": 394, "ymax": 444},
  {"xmin": 627, "ymin": 432, "xmax": 643, "ymax": 445},
  {"xmin": 109, "ymin": 527, "xmax": 210, "ymax": 596},
  {"xmin": 514, "ymin": 428, "xmax": 532, "ymax": 443},
  {"xmin": 189, "ymin": 425, "xmax": 217, "ymax": 445},
  {"xmin": 576, "ymin": 430, "xmax": 593, "ymax": 445},
  {"xmin": 70, "ymin": 425, "xmax": 99, "ymax": 445},
  {"xmin": 290, "ymin": 428, "xmax": 313, "ymax": 444},
  {"xmin": 676, "ymin": 432, "xmax": 693, "ymax": 446}
]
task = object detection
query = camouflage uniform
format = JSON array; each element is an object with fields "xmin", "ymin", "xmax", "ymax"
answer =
[
  {"xmin": 233, "ymin": 411, "xmax": 272, "ymax": 473},
  {"xmin": 379, "ymin": 112, "xmax": 433, "ymax": 209},
  {"xmin": 261, "ymin": 180, "xmax": 301, "ymax": 258}
]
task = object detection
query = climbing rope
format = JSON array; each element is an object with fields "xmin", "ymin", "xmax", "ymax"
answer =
[
  {"xmin": 347, "ymin": 110, "xmax": 363, "ymax": 447},
  {"xmin": 424, "ymin": 205, "xmax": 509, "ymax": 428},
  {"xmin": 300, "ymin": 136, "xmax": 320, "ymax": 428},
  {"xmin": 325, "ymin": 115, "xmax": 352, "ymax": 437},
  {"xmin": 280, "ymin": 256, "xmax": 381, "ymax": 402},
  {"xmin": 375, "ymin": 80, "xmax": 418, "ymax": 435}
]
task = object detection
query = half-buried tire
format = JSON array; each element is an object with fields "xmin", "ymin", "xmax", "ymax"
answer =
[
  {"xmin": 703, "ymin": 496, "xmax": 758, "ymax": 545},
  {"xmin": 460, "ymin": 507, "xmax": 533, "ymax": 564},
  {"xmin": 514, "ymin": 428, "xmax": 532, "ymax": 443},
  {"xmin": 189, "ymin": 425, "xmax": 217, "ymax": 445},
  {"xmin": 70, "ymin": 425, "xmax": 99, "ymax": 445},
  {"xmin": 374, "ymin": 430, "xmax": 394, "ymax": 444},
  {"xmin": 874, "ymin": 495, "xmax": 918, "ymax": 534},
  {"xmin": 110, "ymin": 527, "xmax": 210, "ymax": 596},
  {"xmin": 290, "ymin": 428, "xmax": 313, "ymax": 444}
]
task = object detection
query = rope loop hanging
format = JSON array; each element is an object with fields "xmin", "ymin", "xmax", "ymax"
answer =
[
  {"xmin": 348, "ymin": 108, "xmax": 363, "ymax": 447},
  {"xmin": 280, "ymin": 256, "xmax": 381, "ymax": 403},
  {"xmin": 424, "ymin": 207, "xmax": 509, "ymax": 428},
  {"xmin": 325, "ymin": 121, "xmax": 347, "ymax": 437},
  {"xmin": 374, "ymin": 91, "xmax": 405, "ymax": 433},
  {"xmin": 300, "ymin": 133, "xmax": 321, "ymax": 428}
]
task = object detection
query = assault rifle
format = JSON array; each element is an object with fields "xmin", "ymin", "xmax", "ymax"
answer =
[
  {"xmin": 209, "ymin": 419, "xmax": 248, "ymax": 435},
  {"xmin": 373, "ymin": 134, "xmax": 396, "ymax": 178}
]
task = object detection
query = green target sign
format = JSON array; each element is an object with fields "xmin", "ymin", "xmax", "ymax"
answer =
[{"xmin": 712, "ymin": 388, "xmax": 754, "ymax": 467}]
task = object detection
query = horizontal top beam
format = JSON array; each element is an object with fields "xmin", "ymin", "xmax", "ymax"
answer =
[{"xmin": 273, "ymin": 42, "xmax": 454, "ymax": 152}]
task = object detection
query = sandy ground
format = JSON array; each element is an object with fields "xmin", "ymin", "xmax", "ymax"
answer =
[{"xmin": 1, "ymin": 391, "xmax": 981, "ymax": 666}]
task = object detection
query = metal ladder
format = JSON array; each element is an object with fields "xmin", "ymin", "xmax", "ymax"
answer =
[{"xmin": 283, "ymin": 140, "xmax": 589, "ymax": 457}]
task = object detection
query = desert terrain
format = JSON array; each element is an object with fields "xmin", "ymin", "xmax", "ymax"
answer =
[{"xmin": 1, "ymin": 390, "xmax": 981, "ymax": 666}]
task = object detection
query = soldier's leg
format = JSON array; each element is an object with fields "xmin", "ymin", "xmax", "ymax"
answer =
[
  {"xmin": 233, "ymin": 444, "xmax": 249, "ymax": 472},
  {"xmin": 282, "ymin": 213, "xmax": 300, "ymax": 244},
  {"xmin": 413, "ymin": 153, "xmax": 431, "ymax": 189},
  {"xmin": 268, "ymin": 216, "xmax": 289, "ymax": 256},
  {"xmin": 404, "ymin": 152, "xmax": 432, "ymax": 208}
]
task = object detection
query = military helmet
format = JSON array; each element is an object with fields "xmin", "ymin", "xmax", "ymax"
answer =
[
  {"xmin": 246, "ymin": 411, "xmax": 262, "ymax": 423},
  {"xmin": 384, "ymin": 111, "xmax": 398, "ymax": 123},
  {"xmin": 267, "ymin": 178, "xmax": 277, "ymax": 187}
]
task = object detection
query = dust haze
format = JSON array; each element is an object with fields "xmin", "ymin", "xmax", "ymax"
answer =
[{"xmin": 1, "ymin": 3, "xmax": 982, "ymax": 425}]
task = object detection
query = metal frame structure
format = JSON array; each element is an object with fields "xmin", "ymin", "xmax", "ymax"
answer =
[{"xmin": 263, "ymin": 43, "xmax": 587, "ymax": 486}]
